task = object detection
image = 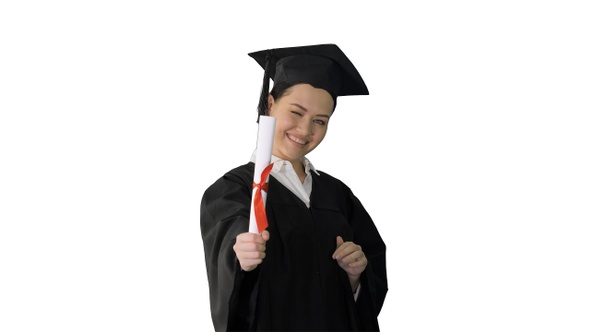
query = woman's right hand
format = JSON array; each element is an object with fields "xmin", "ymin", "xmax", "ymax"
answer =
[{"xmin": 233, "ymin": 230, "xmax": 270, "ymax": 271}]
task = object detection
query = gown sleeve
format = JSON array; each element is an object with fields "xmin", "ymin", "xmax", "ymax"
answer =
[
  {"xmin": 348, "ymin": 189, "xmax": 388, "ymax": 331},
  {"xmin": 200, "ymin": 164, "xmax": 257, "ymax": 331}
]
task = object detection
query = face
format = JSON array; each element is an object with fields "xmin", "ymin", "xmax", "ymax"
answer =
[{"xmin": 267, "ymin": 84, "xmax": 334, "ymax": 164}]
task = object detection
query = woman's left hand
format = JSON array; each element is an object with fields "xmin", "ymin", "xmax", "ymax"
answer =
[{"xmin": 332, "ymin": 236, "xmax": 367, "ymax": 291}]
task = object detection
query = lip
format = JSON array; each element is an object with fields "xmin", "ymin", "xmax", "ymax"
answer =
[{"xmin": 287, "ymin": 133, "xmax": 308, "ymax": 145}]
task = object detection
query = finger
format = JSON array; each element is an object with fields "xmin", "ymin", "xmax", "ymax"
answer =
[
  {"xmin": 336, "ymin": 236, "xmax": 344, "ymax": 247},
  {"xmin": 240, "ymin": 241, "xmax": 267, "ymax": 252},
  {"xmin": 347, "ymin": 253, "xmax": 367, "ymax": 267},
  {"xmin": 238, "ymin": 250, "xmax": 267, "ymax": 260},
  {"xmin": 332, "ymin": 236, "xmax": 345, "ymax": 259},
  {"xmin": 237, "ymin": 232, "xmax": 266, "ymax": 245},
  {"xmin": 261, "ymin": 230, "xmax": 270, "ymax": 241},
  {"xmin": 236, "ymin": 233, "xmax": 256, "ymax": 243},
  {"xmin": 334, "ymin": 242, "xmax": 358, "ymax": 259},
  {"xmin": 340, "ymin": 249, "xmax": 363, "ymax": 264},
  {"xmin": 234, "ymin": 241, "xmax": 266, "ymax": 255}
]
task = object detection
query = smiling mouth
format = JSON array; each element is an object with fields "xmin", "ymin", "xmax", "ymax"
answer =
[{"xmin": 287, "ymin": 134, "xmax": 308, "ymax": 145}]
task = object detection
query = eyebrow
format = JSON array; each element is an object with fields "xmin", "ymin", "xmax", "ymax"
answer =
[{"xmin": 290, "ymin": 103, "xmax": 331, "ymax": 118}]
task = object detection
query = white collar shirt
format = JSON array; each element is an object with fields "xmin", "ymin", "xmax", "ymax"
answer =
[{"xmin": 250, "ymin": 151, "xmax": 320, "ymax": 208}]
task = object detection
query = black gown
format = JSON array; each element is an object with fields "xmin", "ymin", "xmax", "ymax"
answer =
[{"xmin": 200, "ymin": 162, "xmax": 388, "ymax": 331}]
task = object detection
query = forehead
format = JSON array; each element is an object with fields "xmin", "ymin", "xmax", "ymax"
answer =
[{"xmin": 280, "ymin": 84, "xmax": 334, "ymax": 114}]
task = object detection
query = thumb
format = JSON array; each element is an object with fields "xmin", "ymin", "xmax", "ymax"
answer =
[
  {"xmin": 333, "ymin": 236, "xmax": 345, "ymax": 259},
  {"xmin": 261, "ymin": 230, "xmax": 270, "ymax": 242},
  {"xmin": 336, "ymin": 235, "xmax": 344, "ymax": 248}
]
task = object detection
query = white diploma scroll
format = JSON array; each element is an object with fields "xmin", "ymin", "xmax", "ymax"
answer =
[{"xmin": 249, "ymin": 115, "xmax": 276, "ymax": 233}]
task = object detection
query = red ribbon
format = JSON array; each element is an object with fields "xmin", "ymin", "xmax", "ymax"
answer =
[{"xmin": 253, "ymin": 163, "xmax": 274, "ymax": 233}]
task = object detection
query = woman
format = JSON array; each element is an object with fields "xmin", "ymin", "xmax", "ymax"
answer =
[{"xmin": 201, "ymin": 44, "xmax": 387, "ymax": 331}]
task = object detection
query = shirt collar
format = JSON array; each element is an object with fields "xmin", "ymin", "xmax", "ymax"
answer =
[{"xmin": 250, "ymin": 150, "xmax": 320, "ymax": 176}]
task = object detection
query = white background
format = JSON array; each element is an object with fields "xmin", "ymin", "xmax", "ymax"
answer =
[{"xmin": 1, "ymin": 1, "xmax": 589, "ymax": 331}]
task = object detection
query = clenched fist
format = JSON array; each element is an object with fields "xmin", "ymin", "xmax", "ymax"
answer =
[
  {"xmin": 233, "ymin": 230, "xmax": 270, "ymax": 271},
  {"xmin": 333, "ymin": 236, "xmax": 367, "ymax": 292}
]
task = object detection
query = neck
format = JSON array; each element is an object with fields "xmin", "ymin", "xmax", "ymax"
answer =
[{"xmin": 289, "ymin": 159, "xmax": 306, "ymax": 184}]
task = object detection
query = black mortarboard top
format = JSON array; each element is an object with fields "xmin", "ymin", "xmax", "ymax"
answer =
[{"xmin": 248, "ymin": 43, "xmax": 369, "ymax": 121}]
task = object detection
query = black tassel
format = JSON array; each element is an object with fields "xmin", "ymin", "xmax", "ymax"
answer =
[{"xmin": 256, "ymin": 52, "xmax": 273, "ymax": 123}]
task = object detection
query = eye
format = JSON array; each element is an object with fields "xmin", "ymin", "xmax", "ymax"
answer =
[
  {"xmin": 291, "ymin": 111, "xmax": 303, "ymax": 117},
  {"xmin": 313, "ymin": 119, "xmax": 326, "ymax": 126}
]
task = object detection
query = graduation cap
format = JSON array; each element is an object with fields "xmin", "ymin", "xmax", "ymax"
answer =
[{"xmin": 248, "ymin": 43, "xmax": 369, "ymax": 121}]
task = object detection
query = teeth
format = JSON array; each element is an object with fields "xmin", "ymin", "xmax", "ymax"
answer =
[{"xmin": 288, "ymin": 134, "xmax": 307, "ymax": 145}]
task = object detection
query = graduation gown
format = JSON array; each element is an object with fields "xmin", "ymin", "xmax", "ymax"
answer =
[{"xmin": 201, "ymin": 162, "xmax": 387, "ymax": 331}]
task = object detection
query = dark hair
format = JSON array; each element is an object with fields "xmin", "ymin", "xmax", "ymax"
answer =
[{"xmin": 266, "ymin": 81, "xmax": 337, "ymax": 115}]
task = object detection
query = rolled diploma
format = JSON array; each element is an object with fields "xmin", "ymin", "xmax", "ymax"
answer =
[{"xmin": 249, "ymin": 115, "xmax": 276, "ymax": 233}]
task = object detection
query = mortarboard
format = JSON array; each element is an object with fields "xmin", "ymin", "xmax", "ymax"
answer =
[{"xmin": 248, "ymin": 43, "xmax": 369, "ymax": 121}]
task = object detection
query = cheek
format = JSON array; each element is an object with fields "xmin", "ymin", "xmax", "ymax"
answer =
[
  {"xmin": 275, "ymin": 116, "xmax": 296, "ymax": 132},
  {"xmin": 315, "ymin": 123, "xmax": 329, "ymax": 137},
  {"xmin": 315, "ymin": 130, "xmax": 328, "ymax": 143}
]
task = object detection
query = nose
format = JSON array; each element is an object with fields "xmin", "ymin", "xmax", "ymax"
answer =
[{"xmin": 297, "ymin": 119, "xmax": 313, "ymax": 137}]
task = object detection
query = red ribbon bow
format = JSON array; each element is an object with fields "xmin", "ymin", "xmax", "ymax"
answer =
[{"xmin": 252, "ymin": 163, "xmax": 274, "ymax": 233}]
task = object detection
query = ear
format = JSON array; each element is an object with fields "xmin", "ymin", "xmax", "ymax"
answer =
[{"xmin": 266, "ymin": 94, "xmax": 275, "ymax": 115}]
